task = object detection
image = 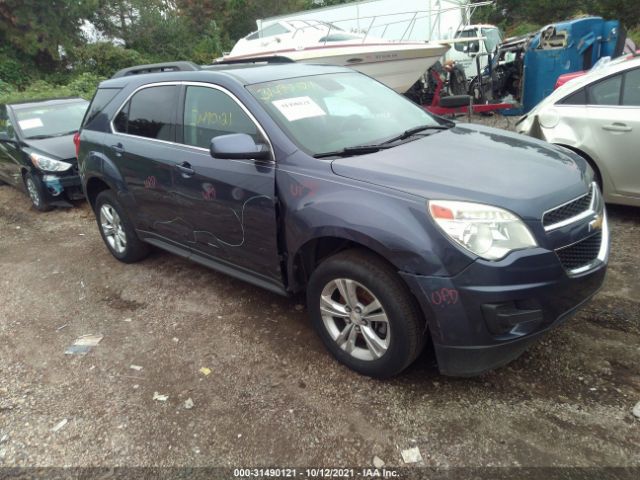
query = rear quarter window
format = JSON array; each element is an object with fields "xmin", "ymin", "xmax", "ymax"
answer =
[
  {"xmin": 82, "ymin": 88, "xmax": 121, "ymax": 131},
  {"xmin": 559, "ymin": 88, "xmax": 587, "ymax": 105}
]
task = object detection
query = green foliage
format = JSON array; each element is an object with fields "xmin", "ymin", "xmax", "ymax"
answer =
[
  {"xmin": 0, "ymin": 55, "xmax": 32, "ymax": 88},
  {"xmin": 629, "ymin": 27, "xmax": 640, "ymax": 47},
  {"xmin": 507, "ymin": 22, "xmax": 544, "ymax": 38},
  {"xmin": 0, "ymin": 73, "xmax": 104, "ymax": 105},
  {"xmin": 66, "ymin": 72, "xmax": 105, "ymax": 99},
  {"xmin": 70, "ymin": 42, "xmax": 149, "ymax": 77},
  {"xmin": 0, "ymin": 0, "xmax": 99, "ymax": 71},
  {"xmin": 474, "ymin": 0, "xmax": 639, "ymax": 31}
]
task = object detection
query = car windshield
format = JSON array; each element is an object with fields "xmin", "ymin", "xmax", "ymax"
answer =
[
  {"xmin": 13, "ymin": 100, "xmax": 88, "ymax": 139},
  {"xmin": 248, "ymin": 73, "xmax": 443, "ymax": 156}
]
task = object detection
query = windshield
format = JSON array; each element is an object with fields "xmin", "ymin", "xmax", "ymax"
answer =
[
  {"xmin": 248, "ymin": 73, "xmax": 442, "ymax": 156},
  {"xmin": 482, "ymin": 27, "xmax": 502, "ymax": 54},
  {"xmin": 13, "ymin": 101, "xmax": 88, "ymax": 139}
]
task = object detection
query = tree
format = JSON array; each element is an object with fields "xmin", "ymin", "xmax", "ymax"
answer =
[{"xmin": 0, "ymin": 0, "xmax": 97, "ymax": 71}]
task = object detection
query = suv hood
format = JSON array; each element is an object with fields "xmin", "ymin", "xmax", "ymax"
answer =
[
  {"xmin": 331, "ymin": 124, "xmax": 592, "ymax": 220},
  {"xmin": 24, "ymin": 135, "xmax": 77, "ymax": 163}
]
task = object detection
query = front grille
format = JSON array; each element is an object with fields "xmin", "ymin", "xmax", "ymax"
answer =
[
  {"xmin": 543, "ymin": 187, "xmax": 593, "ymax": 228},
  {"xmin": 555, "ymin": 232, "xmax": 602, "ymax": 271}
]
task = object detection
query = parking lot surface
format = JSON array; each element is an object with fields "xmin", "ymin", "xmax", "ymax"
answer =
[{"xmin": 0, "ymin": 125, "xmax": 639, "ymax": 469}]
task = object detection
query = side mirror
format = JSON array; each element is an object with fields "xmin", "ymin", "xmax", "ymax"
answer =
[
  {"xmin": 469, "ymin": 42, "xmax": 480, "ymax": 54},
  {"xmin": 210, "ymin": 133, "xmax": 270, "ymax": 160},
  {"xmin": 0, "ymin": 131, "xmax": 11, "ymax": 142}
]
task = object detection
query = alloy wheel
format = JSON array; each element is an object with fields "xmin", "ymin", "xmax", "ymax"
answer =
[
  {"xmin": 319, "ymin": 278, "xmax": 390, "ymax": 361},
  {"xmin": 100, "ymin": 204, "xmax": 127, "ymax": 254},
  {"xmin": 26, "ymin": 178, "xmax": 41, "ymax": 207}
]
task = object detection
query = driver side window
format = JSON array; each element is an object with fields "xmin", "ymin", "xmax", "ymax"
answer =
[
  {"xmin": 454, "ymin": 29, "xmax": 480, "ymax": 53},
  {"xmin": 182, "ymin": 86, "xmax": 260, "ymax": 150}
]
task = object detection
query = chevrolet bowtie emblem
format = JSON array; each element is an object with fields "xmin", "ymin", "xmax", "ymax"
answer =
[{"xmin": 589, "ymin": 214, "xmax": 603, "ymax": 232}]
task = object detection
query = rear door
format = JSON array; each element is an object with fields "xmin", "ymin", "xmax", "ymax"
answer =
[
  {"xmin": 585, "ymin": 67, "xmax": 640, "ymax": 198},
  {"xmin": 107, "ymin": 84, "xmax": 190, "ymax": 244},
  {"xmin": 169, "ymin": 83, "xmax": 282, "ymax": 283}
]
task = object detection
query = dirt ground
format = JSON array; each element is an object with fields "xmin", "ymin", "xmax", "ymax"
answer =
[{"xmin": 0, "ymin": 118, "xmax": 639, "ymax": 474}]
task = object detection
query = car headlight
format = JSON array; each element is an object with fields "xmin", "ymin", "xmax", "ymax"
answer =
[
  {"xmin": 29, "ymin": 153, "xmax": 72, "ymax": 172},
  {"xmin": 429, "ymin": 200, "xmax": 538, "ymax": 260}
]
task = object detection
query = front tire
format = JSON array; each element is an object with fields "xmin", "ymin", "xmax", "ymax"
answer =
[
  {"xmin": 94, "ymin": 190, "xmax": 150, "ymax": 263},
  {"xmin": 307, "ymin": 250, "xmax": 425, "ymax": 378},
  {"xmin": 24, "ymin": 173, "xmax": 52, "ymax": 212}
]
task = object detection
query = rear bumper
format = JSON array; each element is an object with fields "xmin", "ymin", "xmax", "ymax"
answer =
[{"xmin": 400, "ymin": 246, "xmax": 607, "ymax": 377}]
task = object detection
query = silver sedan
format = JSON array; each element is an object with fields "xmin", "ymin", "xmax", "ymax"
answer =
[{"xmin": 517, "ymin": 55, "xmax": 640, "ymax": 207}]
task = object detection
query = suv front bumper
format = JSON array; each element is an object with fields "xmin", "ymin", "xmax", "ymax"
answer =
[{"xmin": 400, "ymin": 224, "xmax": 608, "ymax": 377}]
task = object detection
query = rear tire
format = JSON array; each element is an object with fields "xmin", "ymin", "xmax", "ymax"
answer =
[
  {"xmin": 24, "ymin": 173, "xmax": 52, "ymax": 212},
  {"xmin": 95, "ymin": 190, "xmax": 150, "ymax": 263},
  {"xmin": 307, "ymin": 250, "xmax": 425, "ymax": 378}
]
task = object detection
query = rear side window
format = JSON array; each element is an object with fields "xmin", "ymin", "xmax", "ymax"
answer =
[
  {"xmin": 82, "ymin": 88, "xmax": 120, "ymax": 130},
  {"xmin": 622, "ymin": 68, "xmax": 640, "ymax": 106},
  {"xmin": 114, "ymin": 85, "xmax": 177, "ymax": 141},
  {"xmin": 559, "ymin": 88, "xmax": 587, "ymax": 105},
  {"xmin": 588, "ymin": 74, "xmax": 622, "ymax": 105},
  {"xmin": 182, "ymin": 86, "xmax": 259, "ymax": 149}
]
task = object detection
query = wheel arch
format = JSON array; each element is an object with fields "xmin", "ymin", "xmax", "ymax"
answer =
[
  {"xmin": 85, "ymin": 176, "xmax": 113, "ymax": 210},
  {"xmin": 288, "ymin": 232, "xmax": 425, "ymax": 297}
]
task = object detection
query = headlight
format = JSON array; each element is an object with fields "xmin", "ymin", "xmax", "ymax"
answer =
[
  {"xmin": 429, "ymin": 200, "xmax": 538, "ymax": 260},
  {"xmin": 29, "ymin": 153, "xmax": 72, "ymax": 172}
]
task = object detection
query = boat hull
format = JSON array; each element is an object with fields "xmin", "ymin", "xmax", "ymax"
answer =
[{"xmin": 223, "ymin": 43, "xmax": 449, "ymax": 93}]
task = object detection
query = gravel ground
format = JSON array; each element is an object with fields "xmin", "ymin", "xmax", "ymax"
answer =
[{"xmin": 0, "ymin": 116, "xmax": 639, "ymax": 474}]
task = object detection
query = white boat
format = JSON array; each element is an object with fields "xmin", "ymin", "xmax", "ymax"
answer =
[{"xmin": 222, "ymin": 20, "xmax": 450, "ymax": 93}]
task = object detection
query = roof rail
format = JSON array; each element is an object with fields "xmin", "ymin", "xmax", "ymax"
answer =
[
  {"xmin": 212, "ymin": 56, "xmax": 295, "ymax": 65},
  {"xmin": 111, "ymin": 61, "xmax": 201, "ymax": 79}
]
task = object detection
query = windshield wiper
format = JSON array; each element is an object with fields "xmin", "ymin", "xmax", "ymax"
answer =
[
  {"xmin": 25, "ymin": 130, "xmax": 78, "ymax": 140},
  {"xmin": 313, "ymin": 144, "xmax": 393, "ymax": 159},
  {"xmin": 50, "ymin": 130, "xmax": 78, "ymax": 137},
  {"xmin": 381, "ymin": 124, "xmax": 451, "ymax": 145},
  {"xmin": 24, "ymin": 134, "xmax": 53, "ymax": 140}
]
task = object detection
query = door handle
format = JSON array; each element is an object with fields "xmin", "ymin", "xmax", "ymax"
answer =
[
  {"xmin": 111, "ymin": 143, "xmax": 125, "ymax": 155},
  {"xmin": 602, "ymin": 123, "xmax": 632, "ymax": 133},
  {"xmin": 175, "ymin": 161, "xmax": 195, "ymax": 177}
]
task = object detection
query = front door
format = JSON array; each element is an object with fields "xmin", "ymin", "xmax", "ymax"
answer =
[{"xmin": 170, "ymin": 84, "xmax": 282, "ymax": 283}]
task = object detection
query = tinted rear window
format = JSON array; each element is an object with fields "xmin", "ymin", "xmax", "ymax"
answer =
[
  {"xmin": 113, "ymin": 86, "xmax": 177, "ymax": 141},
  {"xmin": 82, "ymin": 88, "xmax": 120, "ymax": 131},
  {"xmin": 559, "ymin": 88, "xmax": 587, "ymax": 105}
]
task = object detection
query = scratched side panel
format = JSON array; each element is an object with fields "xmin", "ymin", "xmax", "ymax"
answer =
[{"xmin": 167, "ymin": 144, "xmax": 282, "ymax": 283}]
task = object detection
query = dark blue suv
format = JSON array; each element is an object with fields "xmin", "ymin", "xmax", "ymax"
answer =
[{"xmin": 77, "ymin": 62, "xmax": 609, "ymax": 378}]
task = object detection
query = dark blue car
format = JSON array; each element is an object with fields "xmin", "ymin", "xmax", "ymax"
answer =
[{"xmin": 77, "ymin": 62, "xmax": 609, "ymax": 378}]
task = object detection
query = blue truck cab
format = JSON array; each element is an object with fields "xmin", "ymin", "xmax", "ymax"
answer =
[{"xmin": 489, "ymin": 17, "xmax": 626, "ymax": 115}]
